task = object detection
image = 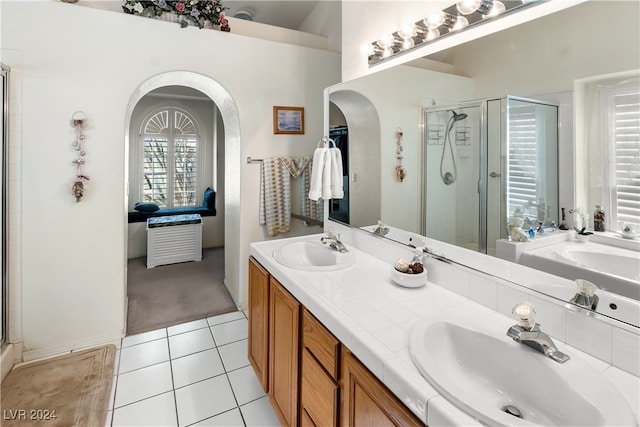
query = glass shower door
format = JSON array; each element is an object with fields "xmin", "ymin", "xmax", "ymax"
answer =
[{"xmin": 424, "ymin": 103, "xmax": 482, "ymax": 251}]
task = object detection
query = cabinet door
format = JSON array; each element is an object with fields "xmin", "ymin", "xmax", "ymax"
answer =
[
  {"xmin": 268, "ymin": 277, "xmax": 300, "ymax": 427},
  {"xmin": 248, "ymin": 257, "xmax": 270, "ymax": 391},
  {"xmin": 301, "ymin": 349, "xmax": 339, "ymax": 427},
  {"xmin": 341, "ymin": 349, "xmax": 424, "ymax": 427}
]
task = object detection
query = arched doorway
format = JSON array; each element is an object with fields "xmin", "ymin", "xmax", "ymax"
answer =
[{"xmin": 123, "ymin": 71, "xmax": 241, "ymax": 331}]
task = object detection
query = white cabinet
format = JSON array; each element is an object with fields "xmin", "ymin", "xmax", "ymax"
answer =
[{"xmin": 146, "ymin": 214, "xmax": 202, "ymax": 268}]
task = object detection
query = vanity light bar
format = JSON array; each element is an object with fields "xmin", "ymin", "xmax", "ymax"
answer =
[{"xmin": 368, "ymin": 0, "xmax": 545, "ymax": 66}]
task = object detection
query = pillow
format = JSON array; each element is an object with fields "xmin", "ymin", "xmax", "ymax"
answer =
[
  {"xmin": 203, "ymin": 187, "xmax": 215, "ymax": 210},
  {"xmin": 134, "ymin": 202, "xmax": 160, "ymax": 213}
]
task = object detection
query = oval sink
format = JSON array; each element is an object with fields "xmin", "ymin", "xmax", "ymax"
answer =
[
  {"xmin": 409, "ymin": 315, "xmax": 636, "ymax": 426},
  {"xmin": 273, "ymin": 240, "xmax": 355, "ymax": 271}
]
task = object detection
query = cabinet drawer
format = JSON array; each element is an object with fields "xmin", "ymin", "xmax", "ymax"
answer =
[
  {"xmin": 300, "ymin": 349, "xmax": 339, "ymax": 427},
  {"xmin": 302, "ymin": 308, "xmax": 340, "ymax": 381}
]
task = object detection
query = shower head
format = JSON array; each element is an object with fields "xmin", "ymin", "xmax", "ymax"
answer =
[{"xmin": 451, "ymin": 110, "xmax": 468, "ymax": 121}]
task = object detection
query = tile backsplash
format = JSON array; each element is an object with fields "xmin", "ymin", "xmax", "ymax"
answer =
[{"xmin": 331, "ymin": 222, "xmax": 640, "ymax": 377}]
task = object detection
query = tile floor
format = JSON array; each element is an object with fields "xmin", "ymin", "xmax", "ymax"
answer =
[{"xmin": 105, "ymin": 311, "xmax": 281, "ymax": 426}]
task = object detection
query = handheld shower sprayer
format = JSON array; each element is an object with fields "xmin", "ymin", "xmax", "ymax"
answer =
[{"xmin": 440, "ymin": 110, "xmax": 467, "ymax": 185}]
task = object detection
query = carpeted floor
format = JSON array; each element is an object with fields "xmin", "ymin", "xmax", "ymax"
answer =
[
  {"xmin": 1, "ymin": 345, "xmax": 116, "ymax": 427},
  {"xmin": 126, "ymin": 247, "xmax": 237, "ymax": 336}
]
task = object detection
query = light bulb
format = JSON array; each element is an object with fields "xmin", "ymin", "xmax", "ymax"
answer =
[
  {"xmin": 425, "ymin": 28, "xmax": 440, "ymax": 41},
  {"xmin": 398, "ymin": 24, "xmax": 417, "ymax": 39},
  {"xmin": 381, "ymin": 46, "xmax": 394, "ymax": 58},
  {"xmin": 449, "ymin": 15, "xmax": 469, "ymax": 32},
  {"xmin": 402, "ymin": 38, "xmax": 415, "ymax": 50},
  {"xmin": 482, "ymin": 0, "xmax": 505, "ymax": 18},
  {"xmin": 377, "ymin": 34, "xmax": 395, "ymax": 48},
  {"xmin": 423, "ymin": 11, "xmax": 446, "ymax": 29},
  {"xmin": 456, "ymin": 0, "xmax": 482, "ymax": 15}
]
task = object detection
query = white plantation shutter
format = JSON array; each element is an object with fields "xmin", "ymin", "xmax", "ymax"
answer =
[
  {"xmin": 142, "ymin": 108, "xmax": 200, "ymax": 208},
  {"xmin": 605, "ymin": 84, "xmax": 640, "ymax": 227},
  {"xmin": 507, "ymin": 104, "xmax": 538, "ymax": 219}
]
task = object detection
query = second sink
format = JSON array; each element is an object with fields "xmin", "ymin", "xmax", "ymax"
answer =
[{"xmin": 409, "ymin": 314, "xmax": 636, "ymax": 426}]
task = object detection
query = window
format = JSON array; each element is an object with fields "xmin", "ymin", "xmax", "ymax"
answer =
[
  {"xmin": 601, "ymin": 82, "xmax": 640, "ymax": 228},
  {"xmin": 141, "ymin": 108, "xmax": 200, "ymax": 208}
]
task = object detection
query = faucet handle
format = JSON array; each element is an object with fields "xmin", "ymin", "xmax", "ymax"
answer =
[{"xmin": 511, "ymin": 302, "xmax": 536, "ymax": 330}]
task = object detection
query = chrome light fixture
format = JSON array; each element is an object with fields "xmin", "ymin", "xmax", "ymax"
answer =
[{"xmin": 368, "ymin": 0, "xmax": 544, "ymax": 66}]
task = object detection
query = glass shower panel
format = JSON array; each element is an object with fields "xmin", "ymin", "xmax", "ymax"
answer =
[
  {"xmin": 506, "ymin": 98, "xmax": 559, "ymax": 230},
  {"xmin": 424, "ymin": 104, "xmax": 482, "ymax": 251}
]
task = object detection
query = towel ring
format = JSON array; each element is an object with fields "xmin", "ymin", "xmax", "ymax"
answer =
[{"xmin": 316, "ymin": 136, "xmax": 337, "ymax": 148}]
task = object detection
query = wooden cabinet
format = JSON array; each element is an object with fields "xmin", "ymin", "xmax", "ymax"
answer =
[
  {"xmin": 341, "ymin": 349, "xmax": 423, "ymax": 427},
  {"xmin": 248, "ymin": 257, "xmax": 270, "ymax": 391},
  {"xmin": 247, "ymin": 256, "xmax": 425, "ymax": 427},
  {"xmin": 268, "ymin": 276, "xmax": 300, "ymax": 427},
  {"xmin": 300, "ymin": 309, "xmax": 340, "ymax": 427}
]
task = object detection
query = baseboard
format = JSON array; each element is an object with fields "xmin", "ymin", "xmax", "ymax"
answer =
[
  {"xmin": 1, "ymin": 343, "xmax": 16, "ymax": 383},
  {"xmin": 22, "ymin": 330, "xmax": 124, "ymax": 363}
]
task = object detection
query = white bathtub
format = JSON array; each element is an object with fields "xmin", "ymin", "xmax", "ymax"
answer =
[{"xmin": 521, "ymin": 240, "xmax": 640, "ymax": 302}]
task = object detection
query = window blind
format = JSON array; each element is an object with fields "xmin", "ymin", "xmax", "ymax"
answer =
[
  {"xmin": 507, "ymin": 104, "xmax": 538, "ymax": 220},
  {"xmin": 611, "ymin": 89, "xmax": 640, "ymax": 226},
  {"xmin": 141, "ymin": 108, "xmax": 200, "ymax": 208}
]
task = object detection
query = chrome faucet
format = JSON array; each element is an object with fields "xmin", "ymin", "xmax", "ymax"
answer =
[
  {"xmin": 373, "ymin": 220, "xmax": 389, "ymax": 237},
  {"xmin": 321, "ymin": 229, "xmax": 349, "ymax": 253},
  {"xmin": 506, "ymin": 303, "xmax": 570, "ymax": 363}
]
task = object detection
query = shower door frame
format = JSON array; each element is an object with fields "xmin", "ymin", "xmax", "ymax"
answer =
[
  {"xmin": 423, "ymin": 96, "xmax": 560, "ymax": 255},
  {"xmin": 422, "ymin": 100, "xmax": 489, "ymax": 253},
  {"xmin": 1, "ymin": 63, "xmax": 9, "ymax": 347}
]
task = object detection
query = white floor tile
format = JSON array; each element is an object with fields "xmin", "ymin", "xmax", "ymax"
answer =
[
  {"xmin": 122, "ymin": 328, "xmax": 168, "ymax": 348},
  {"xmin": 210, "ymin": 318, "xmax": 248, "ymax": 346},
  {"xmin": 227, "ymin": 365, "xmax": 266, "ymax": 406},
  {"xmin": 172, "ymin": 348, "xmax": 225, "ymax": 389},
  {"xmin": 191, "ymin": 408, "xmax": 245, "ymax": 426},
  {"xmin": 175, "ymin": 375, "xmax": 238, "ymax": 427},
  {"xmin": 119, "ymin": 338, "xmax": 170, "ymax": 374},
  {"xmin": 112, "ymin": 391, "xmax": 177, "ymax": 427},
  {"xmin": 168, "ymin": 319, "xmax": 209, "ymax": 336},
  {"xmin": 114, "ymin": 362, "xmax": 174, "ymax": 408},
  {"xmin": 169, "ymin": 328, "xmax": 216, "ymax": 359},
  {"xmin": 207, "ymin": 310, "xmax": 245, "ymax": 326},
  {"xmin": 218, "ymin": 339, "xmax": 250, "ymax": 372},
  {"xmin": 240, "ymin": 396, "xmax": 280, "ymax": 426}
]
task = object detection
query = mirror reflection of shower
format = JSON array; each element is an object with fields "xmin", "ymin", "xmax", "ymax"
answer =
[
  {"xmin": 440, "ymin": 110, "xmax": 468, "ymax": 185},
  {"xmin": 424, "ymin": 97, "xmax": 559, "ymax": 256}
]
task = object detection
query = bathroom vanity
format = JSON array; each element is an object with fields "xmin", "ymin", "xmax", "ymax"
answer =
[
  {"xmin": 248, "ymin": 233, "xmax": 640, "ymax": 426},
  {"xmin": 248, "ymin": 255, "xmax": 424, "ymax": 427}
]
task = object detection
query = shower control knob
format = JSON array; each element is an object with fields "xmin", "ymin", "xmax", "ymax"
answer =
[{"xmin": 489, "ymin": 171, "xmax": 501, "ymax": 178}]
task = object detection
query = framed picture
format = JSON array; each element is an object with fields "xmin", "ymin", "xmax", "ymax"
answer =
[{"xmin": 273, "ymin": 106, "xmax": 304, "ymax": 134}]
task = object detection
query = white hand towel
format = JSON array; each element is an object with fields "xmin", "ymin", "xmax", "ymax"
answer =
[
  {"xmin": 329, "ymin": 146, "xmax": 344, "ymax": 199},
  {"xmin": 321, "ymin": 148, "xmax": 332, "ymax": 200},
  {"xmin": 308, "ymin": 147, "xmax": 327, "ymax": 201}
]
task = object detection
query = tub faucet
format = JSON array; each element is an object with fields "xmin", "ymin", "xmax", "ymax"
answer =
[
  {"xmin": 321, "ymin": 229, "xmax": 348, "ymax": 253},
  {"xmin": 506, "ymin": 303, "xmax": 570, "ymax": 363}
]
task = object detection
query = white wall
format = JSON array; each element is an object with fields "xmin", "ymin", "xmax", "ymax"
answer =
[{"xmin": 1, "ymin": 1, "xmax": 339, "ymax": 360}]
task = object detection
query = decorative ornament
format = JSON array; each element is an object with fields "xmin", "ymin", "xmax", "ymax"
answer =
[
  {"xmin": 70, "ymin": 111, "xmax": 90, "ymax": 202},
  {"xmin": 394, "ymin": 128, "xmax": 406, "ymax": 182}
]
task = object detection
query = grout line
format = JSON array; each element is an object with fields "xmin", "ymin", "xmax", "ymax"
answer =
[{"xmin": 165, "ymin": 336, "xmax": 180, "ymax": 427}]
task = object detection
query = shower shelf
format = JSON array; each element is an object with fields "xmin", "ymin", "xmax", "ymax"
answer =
[
  {"xmin": 455, "ymin": 127, "xmax": 471, "ymax": 145},
  {"xmin": 427, "ymin": 124, "xmax": 444, "ymax": 145}
]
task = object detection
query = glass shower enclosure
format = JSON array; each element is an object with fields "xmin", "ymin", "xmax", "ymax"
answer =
[{"xmin": 423, "ymin": 96, "xmax": 559, "ymax": 255}]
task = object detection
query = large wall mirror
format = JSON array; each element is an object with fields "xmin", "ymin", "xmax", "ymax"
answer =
[{"xmin": 326, "ymin": 0, "xmax": 640, "ymax": 325}]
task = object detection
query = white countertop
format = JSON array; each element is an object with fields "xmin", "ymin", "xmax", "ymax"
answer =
[{"xmin": 249, "ymin": 234, "xmax": 640, "ymax": 426}]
